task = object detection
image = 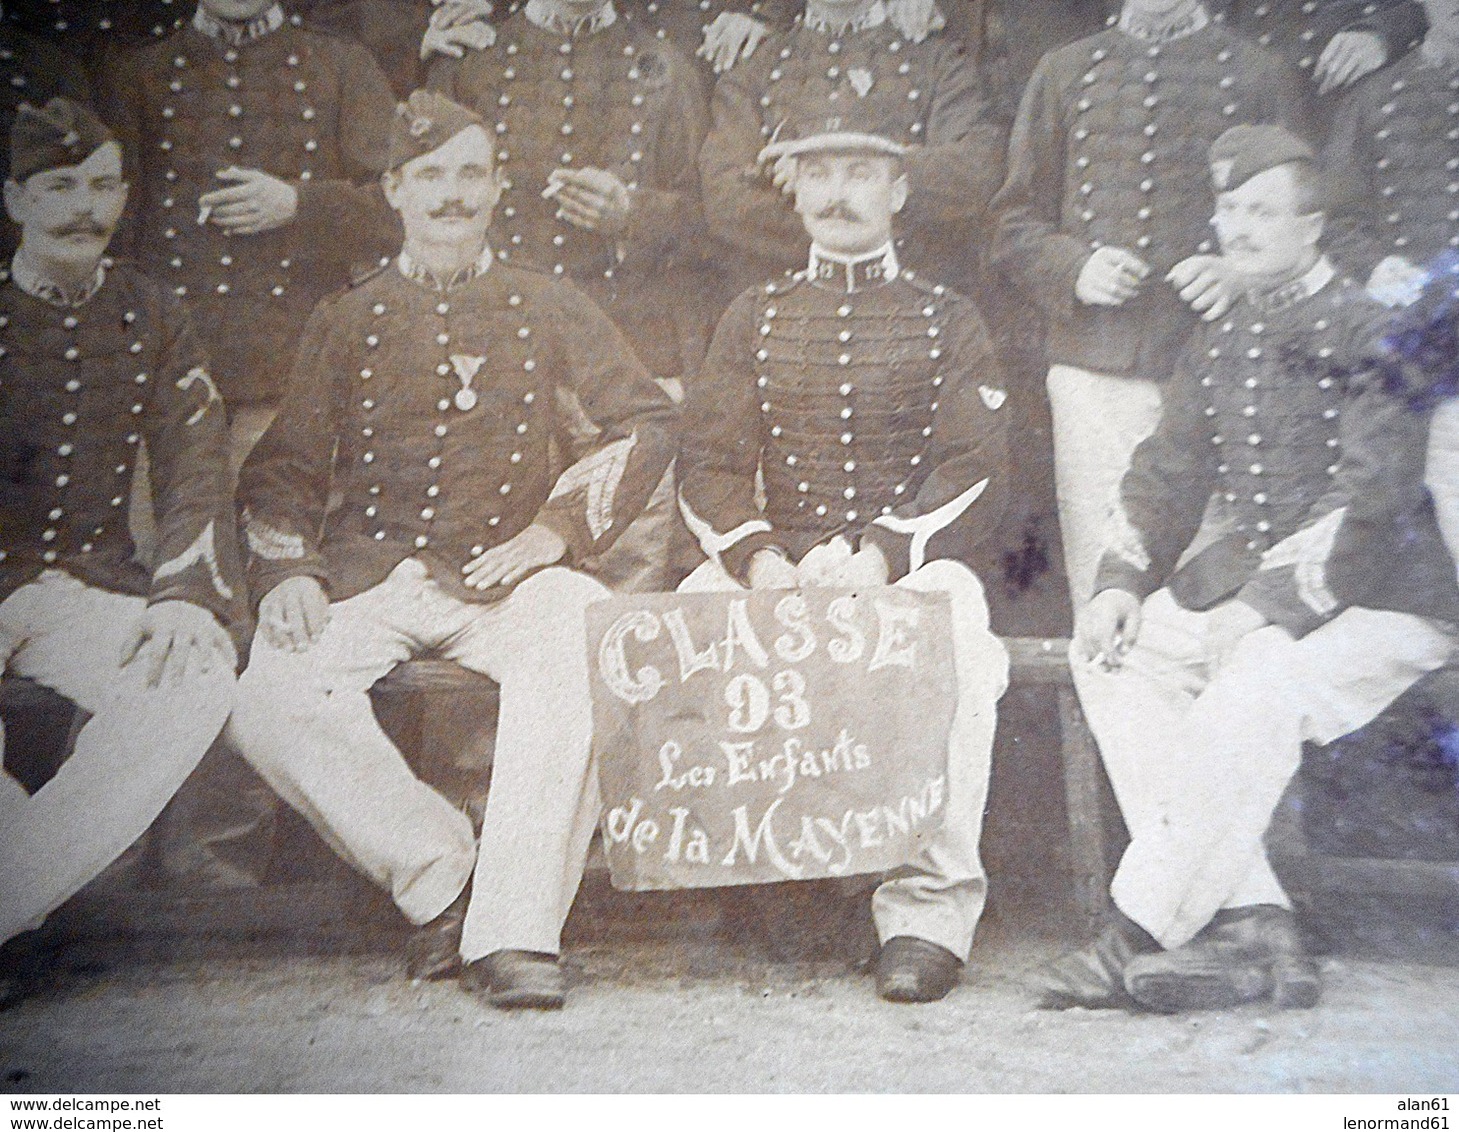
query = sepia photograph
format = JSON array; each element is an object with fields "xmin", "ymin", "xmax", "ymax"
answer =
[{"xmin": 0, "ymin": 0, "xmax": 1456, "ymax": 1103}]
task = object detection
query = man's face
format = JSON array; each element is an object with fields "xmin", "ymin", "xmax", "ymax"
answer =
[
  {"xmin": 383, "ymin": 125, "xmax": 500, "ymax": 251},
  {"xmin": 4, "ymin": 142, "xmax": 127, "ymax": 267},
  {"xmin": 792, "ymin": 151, "xmax": 906, "ymax": 258},
  {"xmin": 1124, "ymin": 0, "xmax": 1196, "ymax": 19},
  {"xmin": 199, "ymin": 0, "xmax": 276, "ymax": 21},
  {"xmin": 1212, "ymin": 164, "xmax": 1322, "ymax": 279},
  {"xmin": 1423, "ymin": 0, "xmax": 1459, "ymax": 35}
]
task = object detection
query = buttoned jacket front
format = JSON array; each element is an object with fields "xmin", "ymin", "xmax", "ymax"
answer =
[
  {"xmin": 102, "ymin": 21, "xmax": 398, "ymax": 403},
  {"xmin": 991, "ymin": 21, "xmax": 1299, "ymax": 379}
]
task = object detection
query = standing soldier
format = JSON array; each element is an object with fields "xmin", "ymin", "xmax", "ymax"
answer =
[
  {"xmin": 0, "ymin": 100, "xmax": 242, "ymax": 998},
  {"xmin": 990, "ymin": 0, "xmax": 1301, "ymax": 607},
  {"xmin": 428, "ymin": 0, "xmax": 708, "ymax": 589},
  {"xmin": 679, "ymin": 110, "xmax": 1010, "ymax": 1003},
  {"xmin": 100, "ymin": 0, "xmax": 398, "ymax": 469},
  {"xmin": 1323, "ymin": 0, "xmax": 1459, "ymax": 309},
  {"xmin": 228, "ymin": 93, "xmax": 678, "ymax": 1010},
  {"xmin": 699, "ymin": 0, "xmax": 1006, "ymax": 298},
  {"xmin": 1045, "ymin": 125, "xmax": 1456, "ymax": 1013}
]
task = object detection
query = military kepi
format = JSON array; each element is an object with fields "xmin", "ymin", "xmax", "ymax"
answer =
[
  {"xmin": 1208, "ymin": 122, "xmax": 1316, "ymax": 193},
  {"xmin": 386, "ymin": 90, "xmax": 488, "ymax": 172},
  {"xmin": 9, "ymin": 98, "xmax": 116, "ymax": 184},
  {"xmin": 759, "ymin": 103, "xmax": 910, "ymax": 163}
]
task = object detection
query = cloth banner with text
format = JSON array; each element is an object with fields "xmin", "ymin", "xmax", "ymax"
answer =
[{"xmin": 588, "ymin": 587, "xmax": 957, "ymax": 891}]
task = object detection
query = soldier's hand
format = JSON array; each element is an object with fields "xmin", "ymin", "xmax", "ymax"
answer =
[
  {"xmin": 886, "ymin": 0, "xmax": 944, "ymax": 43},
  {"xmin": 119, "ymin": 600, "xmax": 236, "ymax": 688},
  {"xmin": 1074, "ymin": 589, "xmax": 1141, "ymax": 670},
  {"xmin": 832, "ymin": 544, "xmax": 891, "ymax": 589},
  {"xmin": 1075, "ymin": 247, "xmax": 1150, "ymax": 307},
  {"xmin": 258, "ymin": 576, "xmax": 330, "ymax": 653},
  {"xmin": 200, "ymin": 168, "xmax": 299, "ymax": 236},
  {"xmin": 747, "ymin": 549, "xmax": 798, "ymax": 590},
  {"xmin": 462, "ymin": 523, "xmax": 566, "ymax": 591},
  {"xmin": 1202, "ymin": 599, "xmax": 1269, "ymax": 672},
  {"xmin": 1367, "ymin": 254, "xmax": 1428, "ymax": 308},
  {"xmin": 421, "ymin": 0, "xmax": 495, "ymax": 59},
  {"xmin": 547, "ymin": 167, "xmax": 633, "ymax": 236},
  {"xmin": 698, "ymin": 12, "xmax": 768, "ymax": 73},
  {"xmin": 1167, "ymin": 254, "xmax": 1236, "ymax": 321},
  {"xmin": 1315, "ymin": 30, "xmax": 1386, "ymax": 95}
]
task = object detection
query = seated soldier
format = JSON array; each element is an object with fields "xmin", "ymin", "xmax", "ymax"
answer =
[
  {"xmin": 0, "ymin": 99, "xmax": 242, "ymax": 1002},
  {"xmin": 1046, "ymin": 124, "xmax": 1457, "ymax": 1014},
  {"xmin": 678, "ymin": 109, "xmax": 1010, "ymax": 1004},
  {"xmin": 228, "ymin": 92, "xmax": 678, "ymax": 1011}
]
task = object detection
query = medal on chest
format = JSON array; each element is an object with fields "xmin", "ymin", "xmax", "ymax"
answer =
[{"xmin": 449, "ymin": 352, "xmax": 485, "ymax": 412}]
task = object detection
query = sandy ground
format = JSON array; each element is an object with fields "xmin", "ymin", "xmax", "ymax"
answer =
[{"xmin": 1, "ymin": 922, "xmax": 1457, "ymax": 1094}]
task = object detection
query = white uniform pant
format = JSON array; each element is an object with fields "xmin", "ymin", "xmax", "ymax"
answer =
[
  {"xmin": 227, "ymin": 558, "xmax": 609, "ymax": 960},
  {"xmin": 1047, "ymin": 364, "xmax": 1164, "ymax": 608},
  {"xmin": 1072, "ymin": 588, "xmax": 1454, "ymax": 950},
  {"xmin": 0, "ymin": 571, "xmax": 235, "ymax": 942},
  {"xmin": 679, "ymin": 556, "xmax": 1009, "ymax": 959},
  {"xmin": 1426, "ymin": 397, "xmax": 1459, "ymax": 572}
]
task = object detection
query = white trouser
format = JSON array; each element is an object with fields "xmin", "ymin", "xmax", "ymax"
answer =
[
  {"xmin": 1426, "ymin": 397, "xmax": 1459, "ymax": 575},
  {"xmin": 1046, "ymin": 364, "xmax": 1164, "ymax": 609},
  {"xmin": 0, "ymin": 571, "xmax": 235, "ymax": 942},
  {"xmin": 227, "ymin": 558, "xmax": 609, "ymax": 960},
  {"xmin": 678, "ymin": 556, "xmax": 1009, "ymax": 960},
  {"xmin": 1072, "ymin": 588, "xmax": 1455, "ymax": 950}
]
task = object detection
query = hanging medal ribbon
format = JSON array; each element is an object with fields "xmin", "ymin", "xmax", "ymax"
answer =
[{"xmin": 449, "ymin": 353, "xmax": 485, "ymax": 412}]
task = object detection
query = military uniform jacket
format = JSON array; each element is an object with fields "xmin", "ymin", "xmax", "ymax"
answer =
[
  {"xmin": 429, "ymin": 8, "xmax": 708, "ymax": 378},
  {"xmin": 1093, "ymin": 261, "xmax": 1453, "ymax": 636},
  {"xmin": 1324, "ymin": 48, "xmax": 1459, "ymax": 280},
  {"xmin": 699, "ymin": 9, "xmax": 1007, "ymax": 293},
  {"xmin": 1213, "ymin": 0, "xmax": 1424, "ymax": 82},
  {"xmin": 101, "ymin": 21, "xmax": 398, "ymax": 404},
  {"xmin": 990, "ymin": 22, "xmax": 1300, "ymax": 379},
  {"xmin": 0, "ymin": 261, "xmax": 243, "ymax": 628},
  {"xmin": 679, "ymin": 252, "xmax": 1008, "ymax": 583},
  {"xmin": 240, "ymin": 256, "xmax": 679, "ymax": 605}
]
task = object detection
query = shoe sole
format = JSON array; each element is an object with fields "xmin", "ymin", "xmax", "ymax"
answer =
[
  {"xmin": 489, "ymin": 988, "xmax": 565, "ymax": 1011},
  {"xmin": 1273, "ymin": 964, "xmax": 1321, "ymax": 1010},
  {"xmin": 1127, "ymin": 967, "xmax": 1271, "ymax": 1013}
]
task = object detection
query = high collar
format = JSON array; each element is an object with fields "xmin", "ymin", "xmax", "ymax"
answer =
[
  {"xmin": 1421, "ymin": 31, "xmax": 1459, "ymax": 71},
  {"xmin": 806, "ymin": 242, "xmax": 899, "ymax": 292},
  {"xmin": 1244, "ymin": 254, "xmax": 1335, "ymax": 315},
  {"xmin": 524, "ymin": 0, "xmax": 617, "ymax": 38},
  {"xmin": 397, "ymin": 245, "xmax": 494, "ymax": 292},
  {"xmin": 1117, "ymin": 2, "xmax": 1209, "ymax": 43},
  {"xmin": 192, "ymin": 2, "xmax": 285, "ymax": 47},
  {"xmin": 802, "ymin": 0, "xmax": 887, "ymax": 36},
  {"xmin": 10, "ymin": 251, "xmax": 108, "ymax": 307}
]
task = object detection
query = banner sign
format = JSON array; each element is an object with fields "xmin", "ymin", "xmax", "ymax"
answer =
[{"xmin": 588, "ymin": 587, "xmax": 957, "ymax": 891}]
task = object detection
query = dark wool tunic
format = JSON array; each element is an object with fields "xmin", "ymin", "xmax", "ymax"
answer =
[
  {"xmin": 1325, "ymin": 48, "xmax": 1459, "ymax": 279},
  {"xmin": 0, "ymin": 262, "xmax": 242, "ymax": 627},
  {"xmin": 699, "ymin": 18, "xmax": 1006, "ymax": 294},
  {"xmin": 239, "ymin": 258, "xmax": 679, "ymax": 605},
  {"xmin": 429, "ymin": 9, "xmax": 709, "ymax": 378},
  {"xmin": 1094, "ymin": 267, "xmax": 1456, "ymax": 636},
  {"xmin": 990, "ymin": 22, "xmax": 1300, "ymax": 380},
  {"xmin": 1213, "ymin": 0, "xmax": 1425, "ymax": 78},
  {"xmin": 680, "ymin": 259, "xmax": 1008, "ymax": 583},
  {"xmin": 102, "ymin": 22, "xmax": 398, "ymax": 405}
]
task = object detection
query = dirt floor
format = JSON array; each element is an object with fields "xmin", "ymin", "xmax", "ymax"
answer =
[{"xmin": 1, "ymin": 900, "xmax": 1457, "ymax": 1095}]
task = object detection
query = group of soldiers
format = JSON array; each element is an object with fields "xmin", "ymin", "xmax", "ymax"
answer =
[{"xmin": 2, "ymin": 0, "xmax": 1459, "ymax": 1019}]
